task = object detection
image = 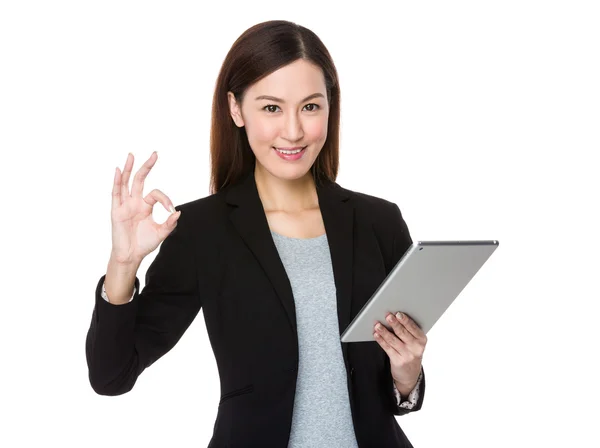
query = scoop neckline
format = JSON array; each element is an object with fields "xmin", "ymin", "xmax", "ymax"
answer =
[{"xmin": 270, "ymin": 229, "xmax": 327, "ymax": 241}]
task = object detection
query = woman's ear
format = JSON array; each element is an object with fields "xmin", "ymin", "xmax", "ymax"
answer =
[{"xmin": 227, "ymin": 91, "xmax": 245, "ymax": 128}]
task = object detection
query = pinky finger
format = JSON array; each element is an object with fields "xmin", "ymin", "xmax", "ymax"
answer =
[
  {"xmin": 112, "ymin": 167, "xmax": 122, "ymax": 209},
  {"xmin": 374, "ymin": 332, "xmax": 394, "ymax": 359}
]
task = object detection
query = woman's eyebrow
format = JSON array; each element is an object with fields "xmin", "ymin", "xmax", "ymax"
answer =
[{"xmin": 254, "ymin": 93, "xmax": 325, "ymax": 103}]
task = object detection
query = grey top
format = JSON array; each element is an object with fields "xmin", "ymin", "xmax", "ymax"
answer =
[{"xmin": 270, "ymin": 230, "xmax": 359, "ymax": 448}]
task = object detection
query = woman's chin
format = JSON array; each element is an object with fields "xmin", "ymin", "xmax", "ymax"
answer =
[{"xmin": 257, "ymin": 161, "xmax": 313, "ymax": 182}]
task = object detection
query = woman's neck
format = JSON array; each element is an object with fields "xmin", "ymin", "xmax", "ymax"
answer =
[{"xmin": 254, "ymin": 165, "xmax": 318, "ymax": 213}]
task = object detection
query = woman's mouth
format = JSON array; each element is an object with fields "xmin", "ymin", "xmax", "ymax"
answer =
[{"xmin": 273, "ymin": 146, "xmax": 307, "ymax": 161}]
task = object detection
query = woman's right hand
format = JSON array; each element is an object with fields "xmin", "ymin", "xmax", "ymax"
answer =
[{"xmin": 110, "ymin": 151, "xmax": 181, "ymax": 265}]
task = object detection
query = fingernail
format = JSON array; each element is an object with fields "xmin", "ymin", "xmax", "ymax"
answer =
[
  {"xmin": 396, "ymin": 312, "xmax": 403, "ymax": 320},
  {"xmin": 169, "ymin": 205, "xmax": 175, "ymax": 213}
]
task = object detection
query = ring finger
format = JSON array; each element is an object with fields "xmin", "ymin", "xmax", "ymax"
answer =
[{"xmin": 375, "ymin": 322, "xmax": 405, "ymax": 355}]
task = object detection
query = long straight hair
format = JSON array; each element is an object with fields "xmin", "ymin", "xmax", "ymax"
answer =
[{"xmin": 209, "ymin": 20, "xmax": 341, "ymax": 194}]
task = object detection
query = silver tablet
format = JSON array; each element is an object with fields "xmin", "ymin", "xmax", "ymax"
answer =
[{"xmin": 340, "ymin": 240, "xmax": 499, "ymax": 343}]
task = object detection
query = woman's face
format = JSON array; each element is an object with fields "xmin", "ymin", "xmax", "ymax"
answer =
[{"xmin": 228, "ymin": 59, "xmax": 329, "ymax": 182}]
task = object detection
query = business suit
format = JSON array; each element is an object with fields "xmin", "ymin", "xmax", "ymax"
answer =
[{"xmin": 86, "ymin": 169, "xmax": 425, "ymax": 447}]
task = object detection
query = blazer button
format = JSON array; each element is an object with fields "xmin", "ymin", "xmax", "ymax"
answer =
[{"xmin": 350, "ymin": 367, "xmax": 355, "ymax": 377}]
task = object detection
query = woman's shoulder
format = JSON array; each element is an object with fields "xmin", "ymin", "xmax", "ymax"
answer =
[
  {"xmin": 172, "ymin": 192, "xmax": 227, "ymax": 231},
  {"xmin": 176, "ymin": 191, "xmax": 223, "ymax": 212},
  {"xmin": 333, "ymin": 181, "xmax": 401, "ymax": 217}
]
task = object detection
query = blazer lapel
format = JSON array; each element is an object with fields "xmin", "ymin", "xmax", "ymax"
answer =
[
  {"xmin": 316, "ymin": 177, "xmax": 355, "ymax": 344},
  {"xmin": 225, "ymin": 170, "xmax": 355, "ymax": 349}
]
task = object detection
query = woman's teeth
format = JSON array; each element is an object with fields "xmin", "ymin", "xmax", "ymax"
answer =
[{"xmin": 275, "ymin": 147, "xmax": 304, "ymax": 154}]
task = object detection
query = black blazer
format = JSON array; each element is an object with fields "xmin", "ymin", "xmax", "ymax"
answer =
[{"xmin": 86, "ymin": 169, "xmax": 425, "ymax": 447}]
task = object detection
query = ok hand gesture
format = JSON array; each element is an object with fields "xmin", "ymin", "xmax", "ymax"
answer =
[{"xmin": 111, "ymin": 152, "xmax": 181, "ymax": 266}]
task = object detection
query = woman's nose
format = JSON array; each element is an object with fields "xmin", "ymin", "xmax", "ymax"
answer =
[{"xmin": 282, "ymin": 113, "xmax": 304, "ymax": 141}]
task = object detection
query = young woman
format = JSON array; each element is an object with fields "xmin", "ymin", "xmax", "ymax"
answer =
[{"xmin": 86, "ymin": 20, "xmax": 427, "ymax": 448}]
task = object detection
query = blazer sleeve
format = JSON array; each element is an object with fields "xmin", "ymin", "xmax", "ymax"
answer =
[
  {"xmin": 384, "ymin": 202, "xmax": 426, "ymax": 416},
  {"xmin": 85, "ymin": 209, "xmax": 202, "ymax": 396},
  {"xmin": 101, "ymin": 281, "xmax": 135, "ymax": 303}
]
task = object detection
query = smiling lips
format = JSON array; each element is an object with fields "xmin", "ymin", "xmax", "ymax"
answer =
[{"xmin": 273, "ymin": 146, "xmax": 307, "ymax": 160}]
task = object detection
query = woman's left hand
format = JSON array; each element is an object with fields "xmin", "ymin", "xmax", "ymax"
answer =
[{"xmin": 373, "ymin": 311, "xmax": 427, "ymax": 395}]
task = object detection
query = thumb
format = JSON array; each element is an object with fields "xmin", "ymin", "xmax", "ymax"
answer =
[{"xmin": 158, "ymin": 210, "xmax": 181, "ymax": 240}]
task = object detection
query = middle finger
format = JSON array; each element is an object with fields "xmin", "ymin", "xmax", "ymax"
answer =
[
  {"xmin": 385, "ymin": 313, "xmax": 415, "ymax": 344},
  {"xmin": 120, "ymin": 153, "xmax": 134, "ymax": 200}
]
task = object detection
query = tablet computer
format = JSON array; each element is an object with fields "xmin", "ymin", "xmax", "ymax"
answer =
[{"xmin": 340, "ymin": 240, "xmax": 499, "ymax": 343}]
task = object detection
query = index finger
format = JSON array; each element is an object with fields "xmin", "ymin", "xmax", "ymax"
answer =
[{"xmin": 131, "ymin": 151, "xmax": 158, "ymax": 197}]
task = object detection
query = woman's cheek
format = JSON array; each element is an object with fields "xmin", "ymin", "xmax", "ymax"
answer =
[
  {"xmin": 308, "ymin": 121, "xmax": 328, "ymax": 145},
  {"xmin": 257, "ymin": 123, "xmax": 280, "ymax": 143},
  {"xmin": 246, "ymin": 122, "xmax": 277, "ymax": 146}
]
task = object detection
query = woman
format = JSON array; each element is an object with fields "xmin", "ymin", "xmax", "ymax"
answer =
[{"xmin": 86, "ymin": 20, "xmax": 427, "ymax": 447}]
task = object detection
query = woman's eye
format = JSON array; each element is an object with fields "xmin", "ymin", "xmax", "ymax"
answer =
[
  {"xmin": 263, "ymin": 103, "xmax": 320, "ymax": 113},
  {"xmin": 264, "ymin": 105, "xmax": 280, "ymax": 113}
]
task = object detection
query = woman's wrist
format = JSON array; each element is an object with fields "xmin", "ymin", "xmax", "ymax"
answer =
[{"xmin": 394, "ymin": 378, "xmax": 417, "ymax": 400}]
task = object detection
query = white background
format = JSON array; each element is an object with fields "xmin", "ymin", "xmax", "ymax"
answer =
[{"xmin": 1, "ymin": 1, "xmax": 598, "ymax": 447}]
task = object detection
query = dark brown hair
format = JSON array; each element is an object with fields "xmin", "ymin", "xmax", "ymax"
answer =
[{"xmin": 209, "ymin": 20, "xmax": 341, "ymax": 194}]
